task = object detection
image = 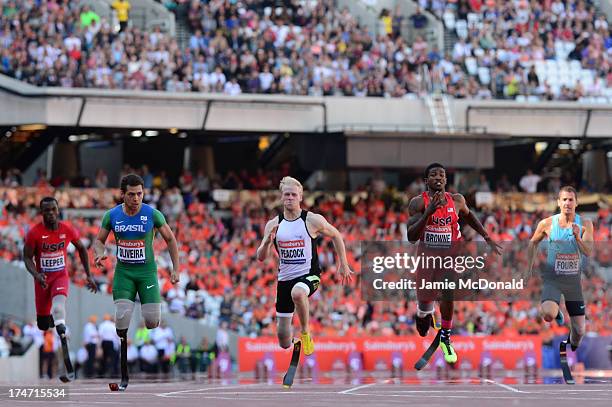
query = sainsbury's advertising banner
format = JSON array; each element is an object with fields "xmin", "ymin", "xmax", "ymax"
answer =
[{"xmin": 238, "ymin": 336, "xmax": 541, "ymax": 372}]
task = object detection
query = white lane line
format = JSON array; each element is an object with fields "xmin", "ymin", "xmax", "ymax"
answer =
[
  {"xmin": 156, "ymin": 383, "xmax": 264, "ymax": 397},
  {"xmin": 351, "ymin": 393, "xmax": 611, "ymax": 401},
  {"xmin": 184, "ymin": 391, "xmax": 342, "ymax": 395},
  {"xmin": 69, "ymin": 392, "xmax": 162, "ymax": 395},
  {"xmin": 339, "ymin": 379, "xmax": 390, "ymax": 394},
  {"xmin": 339, "ymin": 383, "xmax": 379, "ymax": 394},
  {"xmin": 359, "ymin": 389, "xmax": 612, "ymax": 394},
  {"xmin": 483, "ymin": 379, "xmax": 529, "ymax": 394}
]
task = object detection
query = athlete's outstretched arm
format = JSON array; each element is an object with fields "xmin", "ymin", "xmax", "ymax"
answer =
[
  {"xmin": 158, "ymin": 223, "xmax": 180, "ymax": 284},
  {"xmin": 93, "ymin": 228, "xmax": 110, "ymax": 268},
  {"xmin": 454, "ymin": 194, "xmax": 502, "ymax": 255},
  {"xmin": 72, "ymin": 238, "xmax": 98, "ymax": 293},
  {"xmin": 527, "ymin": 219, "xmax": 549, "ymax": 276},
  {"xmin": 256, "ymin": 219, "xmax": 278, "ymax": 262},
  {"xmin": 574, "ymin": 219, "xmax": 594, "ymax": 257},
  {"xmin": 23, "ymin": 243, "xmax": 47, "ymax": 288},
  {"xmin": 308, "ymin": 213, "xmax": 353, "ymax": 283}
]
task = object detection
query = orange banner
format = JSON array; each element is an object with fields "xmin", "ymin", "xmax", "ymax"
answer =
[
  {"xmin": 238, "ymin": 337, "xmax": 360, "ymax": 373},
  {"xmin": 238, "ymin": 335, "xmax": 541, "ymax": 372}
]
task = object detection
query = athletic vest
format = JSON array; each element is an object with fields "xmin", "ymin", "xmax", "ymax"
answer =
[
  {"xmin": 274, "ymin": 210, "xmax": 320, "ymax": 281},
  {"xmin": 101, "ymin": 203, "xmax": 166, "ymax": 272},
  {"xmin": 420, "ymin": 191, "xmax": 461, "ymax": 248},
  {"xmin": 547, "ymin": 214, "xmax": 583, "ymax": 276}
]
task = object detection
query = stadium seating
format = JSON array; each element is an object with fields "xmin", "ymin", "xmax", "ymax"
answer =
[{"xmin": 0, "ymin": 0, "xmax": 610, "ymax": 99}]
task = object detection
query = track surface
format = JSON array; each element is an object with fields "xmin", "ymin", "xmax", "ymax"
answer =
[{"xmin": 1, "ymin": 373, "xmax": 610, "ymax": 406}]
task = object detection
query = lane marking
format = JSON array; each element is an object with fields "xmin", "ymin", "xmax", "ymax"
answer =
[{"xmin": 484, "ymin": 379, "xmax": 529, "ymax": 393}]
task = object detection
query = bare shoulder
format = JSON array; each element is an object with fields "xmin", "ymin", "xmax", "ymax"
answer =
[
  {"xmin": 451, "ymin": 192, "xmax": 469, "ymax": 213},
  {"xmin": 538, "ymin": 216, "xmax": 553, "ymax": 231},
  {"xmin": 408, "ymin": 195, "xmax": 424, "ymax": 214},
  {"xmin": 451, "ymin": 193, "xmax": 466, "ymax": 203},
  {"xmin": 305, "ymin": 211, "xmax": 326, "ymax": 226},
  {"xmin": 264, "ymin": 216, "xmax": 279, "ymax": 230},
  {"xmin": 305, "ymin": 211, "xmax": 328, "ymax": 238}
]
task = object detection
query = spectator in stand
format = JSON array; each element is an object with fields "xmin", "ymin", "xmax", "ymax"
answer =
[
  {"xmin": 379, "ymin": 8, "xmax": 392, "ymax": 38},
  {"xmin": 94, "ymin": 169, "xmax": 109, "ymax": 188},
  {"xmin": 80, "ymin": 5, "xmax": 100, "ymax": 29},
  {"xmin": 408, "ymin": 177, "xmax": 427, "ymax": 195},
  {"xmin": 410, "ymin": 6, "xmax": 429, "ymax": 36},
  {"xmin": 112, "ymin": 0, "xmax": 131, "ymax": 33},
  {"xmin": 495, "ymin": 174, "xmax": 513, "ymax": 193},
  {"xmin": 519, "ymin": 169, "xmax": 542, "ymax": 193},
  {"xmin": 142, "ymin": 165, "xmax": 154, "ymax": 189},
  {"xmin": 7, "ymin": 169, "xmax": 22, "ymax": 186},
  {"xmin": 475, "ymin": 173, "xmax": 492, "ymax": 192}
]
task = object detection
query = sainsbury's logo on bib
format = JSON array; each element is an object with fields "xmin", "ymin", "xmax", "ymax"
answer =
[{"xmin": 278, "ymin": 240, "xmax": 305, "ymax": 249}]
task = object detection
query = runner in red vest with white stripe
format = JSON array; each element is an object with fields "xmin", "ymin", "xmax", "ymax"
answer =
[
  {"xmin": 23, "ymin": 197, "xmax": 98, "ymax": 382},
  {"xmin": 407, "ymin": 163, "xmax": 502, "ymax": 364}
]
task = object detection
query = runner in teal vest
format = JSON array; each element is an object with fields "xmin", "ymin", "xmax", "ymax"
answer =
[
  {"xmin": 528, "ymin": 186, "xmax": 593, "ymax": 351},
  {"xmin": 94, "ymin": 173, "xmax": 179, "ymax": 391}
]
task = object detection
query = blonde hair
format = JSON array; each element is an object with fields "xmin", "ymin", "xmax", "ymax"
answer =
[{"xmin": 279, "ymin": 176, "xmax": 303, "ymax": 194}]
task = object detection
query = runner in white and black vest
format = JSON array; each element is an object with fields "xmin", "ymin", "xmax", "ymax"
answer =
[{"xmin": 257, "ymin": 176, "xmax": 353, "ymax": 356}]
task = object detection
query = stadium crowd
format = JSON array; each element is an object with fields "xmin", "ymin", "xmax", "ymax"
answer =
[
  {"xmin": 0, "ymin": 0, "xmax": 610, "ymax": 99},
  {"xmin": 418, "ymin": 0, "xmax": 612, "ymax": 99},
  {"xmin": 0, "ymin": 175, "xmax": 610, "ymax": 343}
]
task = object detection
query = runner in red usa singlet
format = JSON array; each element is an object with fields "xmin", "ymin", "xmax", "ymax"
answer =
[
  {"xmin": 407, "ymin": 163, "xmax": 502, "ymax": 365},
  {"xmin": 26, "ymin": 220, "xmax": 77, "ymax": 310},
  {"xmin": 23, "ymin": 197, "xmax": 98, "ymax": 382},
  {"xmin": 420, "ymin": 191, "xmax": 461, "ymax": 248}
]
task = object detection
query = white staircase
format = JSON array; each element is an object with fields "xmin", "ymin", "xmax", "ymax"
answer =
[{"xmin": 426, "ymin": 94, "xmax": 455, "ymax": 134}]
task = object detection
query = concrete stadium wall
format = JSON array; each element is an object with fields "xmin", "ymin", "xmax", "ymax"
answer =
[
  {"xmin": 346, "ymin": 134, "xmax": 494, "ymax": 168},
  {"xmin": 0, "ymin": 261, "xmax": 237, "ymax": 359},
  {"xmin": 0, "ymin": 342, "xmax": 39, "ymax": 383},
  {"xmin": 452, "ymin": 99, "xmax": 612, "ymax": 138},
  {"xmin": 1, "ymin": 74, "xmax": 611, "ymax": 138}
]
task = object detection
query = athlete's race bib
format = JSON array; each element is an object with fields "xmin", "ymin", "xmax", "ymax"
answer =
[
  {"xmin": 117, "ymin": 240, "xmax": 146, "ymax": 264},
  {"xmin": 554, "ymin": 253, "xmax": 580, "ymax": 275},
  {"xmin": 278, "ymin": 239, "xmax": 306, "ymax": 265},
  {"xmin": 423, "ymin": 231, "xmax": 452, "ymax": 248},
  {"xmin": 40, "ymin": 253, "xmax": 66, "ymax": 272}
]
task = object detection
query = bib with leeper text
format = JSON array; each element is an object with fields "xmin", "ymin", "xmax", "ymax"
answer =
[{"xmin": 40, "ymin": 253, "xmax": 66, "ymax": 272}]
